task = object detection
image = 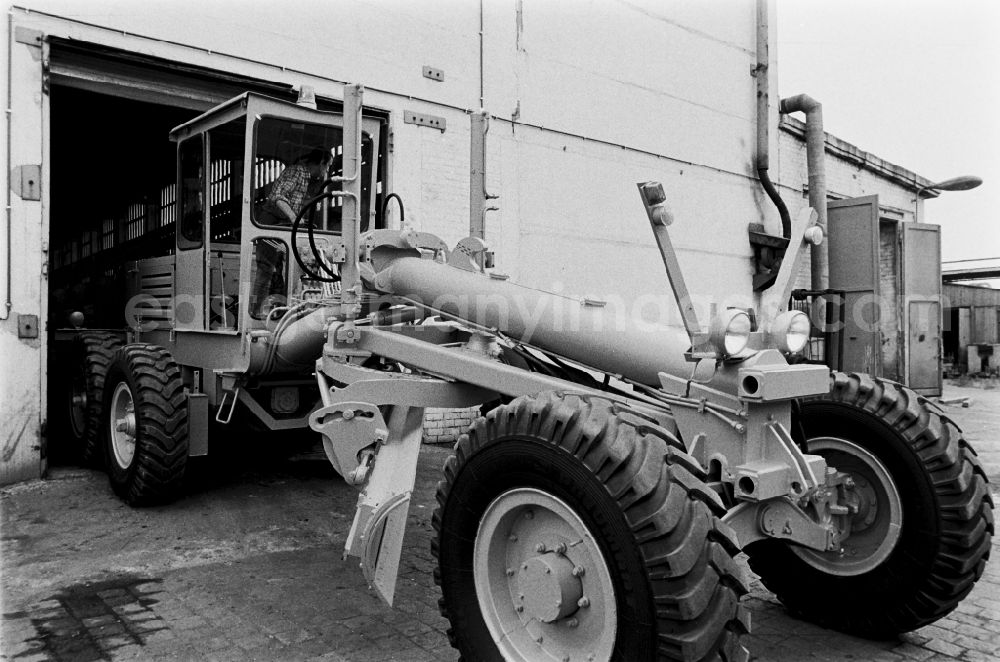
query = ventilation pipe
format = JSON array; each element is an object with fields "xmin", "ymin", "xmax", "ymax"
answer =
[{"xmin": 779, "ymin": 94, "xmax": 828, "ymax": 290}]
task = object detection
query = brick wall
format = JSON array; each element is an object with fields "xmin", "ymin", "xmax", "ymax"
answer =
[
  {"xmin": 879, "ymin": 221, "xmax": 900, "ymax": 379},
  {"xmin": 423, "ymin": 406, "xmax": 480, "ymax": 445}
]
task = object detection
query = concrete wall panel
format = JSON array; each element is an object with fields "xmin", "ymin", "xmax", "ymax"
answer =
[{"xmin": 0, "ymin": 30, "xmax": 47, "ymax": 483}]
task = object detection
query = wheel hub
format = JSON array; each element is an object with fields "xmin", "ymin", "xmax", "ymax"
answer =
[
  {"xmin": 109, "ymin": 382, "xmax": 137, "ymax": 470},
  {"xmin": 474, "ymin": 488, "xmax": 616, "ymax": 662},
  {"xmin": 518, "ymin": 553, "xmax": 583, "ymax": 623},
  {"xmin": 793, "ymin": 437, "xmax": 902, "ymax": 576},
  {"xmin": 69, "ymin": 381, "xmax": 88, "ymax": 437},
  {"xmin": 846, "ymin": 475, "xmax": 876, "ymax": 528}
]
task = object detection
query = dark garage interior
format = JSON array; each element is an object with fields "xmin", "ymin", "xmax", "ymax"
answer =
[{"xmin": 48, "ymin": 85, "xmax": 196, "ymax": 330}]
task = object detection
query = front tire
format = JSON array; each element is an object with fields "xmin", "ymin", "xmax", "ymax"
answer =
[
  {"xmin": 433, "ymin": 392, "xmax": 750, "ymax": 662},
  {"xmin": 747, "ymin": 372, "xmax": 993, "ymax": 637},
  {"xmin": 102, "ymin": 344, "xmax": 189, "ymax": 505}
]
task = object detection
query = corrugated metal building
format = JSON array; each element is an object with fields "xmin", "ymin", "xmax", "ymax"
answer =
[{"xmin": 943, "ymin": 282, "xmax": 1000, "ymax": 373}]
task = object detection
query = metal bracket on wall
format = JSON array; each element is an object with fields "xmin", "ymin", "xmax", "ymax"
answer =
[
  {"xmin": 404, "ymin": 110, "xmax": 446, "ymax": 132},
  {"xmin": 11, "ymin": 165, "xmax": 41, "ymax": 201},
  {"xmin": 14, "ymin": 27, "xmax": 42, "ymax": 47},
  {"xmin": 17, "ymin": 314, "xmax": 39, "ymax": 338},
  {"xmin": 422, "ymin": 66, "xmax": 444, "ymax": 82}
]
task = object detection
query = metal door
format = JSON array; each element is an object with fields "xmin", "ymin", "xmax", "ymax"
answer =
[
  {"xmin": 827, "ymin": 196, "xmax": 881, "ymax": 377},
  {"xmin": 902, "ymin": 223, "xmax": 942, "ymax": 395},
  {"xmin": 174, "ymin": 135, "xmax": 208, "ymax": 330}
]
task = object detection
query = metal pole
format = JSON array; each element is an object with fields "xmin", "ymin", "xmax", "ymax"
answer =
[
  {"xmin": 3, "ymin": 11, "xmax": 14, "ymax": 319},
  {"xmin": 339, "ymin": 84, "xmax": 364, "ymax": 326},
  {"xmin": 469, "ymin": 110, "xmax": 498, "ymax": 270},
  {"xmin": 469, "ymin": 110, "xmax": 488, "ymax": 240},
  {"xmin": 914, "ymin": 185, "xmax": 927, "ymax": 223}
]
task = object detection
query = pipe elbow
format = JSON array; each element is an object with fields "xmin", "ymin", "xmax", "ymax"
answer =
[{"xmin": 779, "ymin": 94, "xmax": 821, "ymax": 115}]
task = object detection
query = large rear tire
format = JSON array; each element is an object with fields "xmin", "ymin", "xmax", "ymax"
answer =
[
  {"xmin": 62, "ymin": 332, "xmax": 122, "ymax": 466},
  {"xmin": 102, "ymin": 344, "xmax": 189, "ymax": 505},
  {"xmin": 433, "ymin": 392, "xmax": 750, "ymax": 662},
  {"xmin": 747, "ymin": 372, "xmax": 993, "ymax": 637}
]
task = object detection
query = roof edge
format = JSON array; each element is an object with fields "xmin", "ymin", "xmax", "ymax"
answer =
[{"xmin": 780, "ymin": 115, "xmax": 937, "ymax": 196}]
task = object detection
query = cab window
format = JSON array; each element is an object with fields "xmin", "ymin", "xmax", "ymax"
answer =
[
  {"xmin": 252, "ymin": 116, "xmax": 376, "ymax": 232},
  {"xmin": 178, "ymin": 136, "xmax": 204, "ymax": 248}
]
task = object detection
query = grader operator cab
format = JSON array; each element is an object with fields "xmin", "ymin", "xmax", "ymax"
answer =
[{"xmin": 59, "ymin": 84, "xmax": 992, "ymax": 662}]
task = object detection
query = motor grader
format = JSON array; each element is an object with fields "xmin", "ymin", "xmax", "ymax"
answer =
[{"xmin": 61, "ymin": 83, "xmax": 992, "ymax": 662}]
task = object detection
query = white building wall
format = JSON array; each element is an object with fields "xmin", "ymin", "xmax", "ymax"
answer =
[
  {"xmin": 0, "ymin": 23, "xmax": 49, "ymax": 483},
  {"xmin": 1, "ymin": 1, "xmax": 776, "ymax": 480},
  {"xmin": 8, "ymin": 0, "xmax": 770, "ymax": 303}
]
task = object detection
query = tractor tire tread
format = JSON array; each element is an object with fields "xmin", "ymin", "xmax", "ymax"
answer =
[
  {"xmin": 78, "ymin": 332, "xmax": 124, "ymax": 465},
  {"xmin": 433, "ymin": 391, "xmax": 749, "ymax": 662},
  {"xmin": 748, "ymin": 372, "xmax": 992, "ymax": 636},
  {"xmin": 107, "ymin": 344, "xmax": 188, "ymax": 506}
]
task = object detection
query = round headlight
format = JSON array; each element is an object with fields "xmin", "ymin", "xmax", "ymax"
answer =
[
  {"xmin": 770, "ymin": 310, "xmax": 811, "ymax": 354},
  {"xmin": 710, "ymin": 309, "xmax": 752, "ymax": 357}
]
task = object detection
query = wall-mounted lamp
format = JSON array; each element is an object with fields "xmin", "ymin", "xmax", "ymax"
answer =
[{"xmin": 914, "ymin": 175, "xmax": 983, "ymax": 223}]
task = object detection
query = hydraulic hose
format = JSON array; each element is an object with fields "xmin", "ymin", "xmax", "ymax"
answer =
[
  {"xmin": 381, "ymin": 192, "xmax": 405, "ymax": 227},
  {"xmin": 290, "ymin": 189, "xmax": 341, "ymax": 282}
]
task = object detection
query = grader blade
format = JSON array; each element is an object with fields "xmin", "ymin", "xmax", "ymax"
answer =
[
  {"xmin": 360, "ymin": 493, "xmax": 411, "ymax": 605},
  {"xmin": 344, "ymin": 406, "xmax": 425, "ymax": 607}
]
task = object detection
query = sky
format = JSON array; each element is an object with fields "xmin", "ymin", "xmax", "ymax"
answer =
[{"xmin": 775, "ymin": 0, "xmax": 1000, "ymax": 265}]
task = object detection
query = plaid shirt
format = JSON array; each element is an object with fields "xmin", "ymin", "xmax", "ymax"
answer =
[{"xmin": 265, "ymin": 164, "xmax": 317, "ymax": 220}]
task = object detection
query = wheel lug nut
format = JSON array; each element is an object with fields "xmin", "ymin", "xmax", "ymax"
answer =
[
  {"xmin": 578, "ymin": 596, "xmax": 590, "ymax": 608},
  {"xmin": 554, "ymin": 542, "xmax": 567, "ymax": 554},
  {"xmin": 571, "ymin": 565, "xmax": 585, "ymax": 577},
  {"xmin": 567, "ymin": 618, "xmax": 579, "ymax": 628},
  {"xmin": 508, "ymin": 534, "xmax": 518, "ymax": 542},
  {"xmin": 535, "ymin": 543, "xmax": 546, "ymax": 553},
  {"xmin": 506, "ymin": 568, "xmax": 514, "ymax": 577}
]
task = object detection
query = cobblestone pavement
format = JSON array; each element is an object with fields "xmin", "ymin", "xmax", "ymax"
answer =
[{"xmin": 2, "ymin": 389, "xmax": 998, "ymax": 662}]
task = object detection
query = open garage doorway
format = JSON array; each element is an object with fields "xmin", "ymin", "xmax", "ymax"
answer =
[
  {"xmin": 40, "ymin": 42, "xmax": 390, "ymax": 471},
  {"xmin": 45, "ymin": 85, "xmax": 199, "ymax": 464},
  {"xmin": 48, "ymin": 86, "xmax": 196, "ymax": 330}
]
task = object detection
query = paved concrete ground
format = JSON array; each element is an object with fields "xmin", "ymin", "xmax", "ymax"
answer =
[{"xmin": 2, "ymin": 383, "xmax": 998, "ymax": 662}]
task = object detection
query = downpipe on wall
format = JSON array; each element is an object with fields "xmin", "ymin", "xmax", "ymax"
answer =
[
  {"xmin": 778, "ymin": 94, "xmax": 829, "ymax": 291},
  {"xmin": 754, "ymin": 0, "xmax": 791, "ymax": 240}
]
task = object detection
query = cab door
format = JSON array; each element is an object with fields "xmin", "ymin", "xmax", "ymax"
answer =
[{"xmin": 174, "ymin": 135, "xmax": 208, "ymax": 330}]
